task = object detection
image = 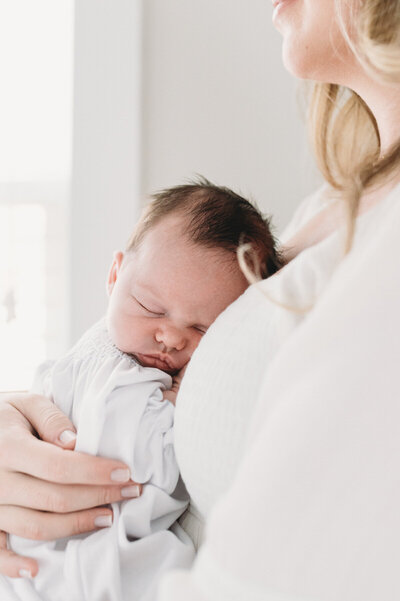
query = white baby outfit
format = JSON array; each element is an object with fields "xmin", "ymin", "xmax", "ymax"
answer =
[{"xmin": 1, "ymin": 319, "xmax": 194, "ymax": 601}]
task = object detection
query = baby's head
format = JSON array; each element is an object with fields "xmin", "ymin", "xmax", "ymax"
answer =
[{"xmin": 107, "ymin": 179, "xmax": 282, "ymax": 374}]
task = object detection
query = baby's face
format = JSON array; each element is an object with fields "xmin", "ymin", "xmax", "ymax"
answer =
[{"xmin": 107, "ymin": 214, "xmax": 248, "ymax": 374}]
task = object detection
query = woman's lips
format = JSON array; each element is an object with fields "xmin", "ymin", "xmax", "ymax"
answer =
[
  {"xmin": 272, "ymin": 0, "xmax": 296, "ymax": 22},
  {"xmin": 272, "ymin": 0, "xmax": 293, "ymax": 6}
]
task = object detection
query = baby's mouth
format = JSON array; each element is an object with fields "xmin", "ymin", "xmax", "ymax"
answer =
[{"xmin": 135, "ymin": 353, "xmax": 178, "ymax": 374}]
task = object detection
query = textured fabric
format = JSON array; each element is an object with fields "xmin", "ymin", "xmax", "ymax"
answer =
[
  {"xmin": 161, "ymin": 183, "xmax": 400, "ymax": 600},
  {"xmin": 175, "ymin": 186, "xmax": 340, "ymax": 545},
  {"xmin": 2, "ymin": 320, "xmax": 194, "ymax": 601}
]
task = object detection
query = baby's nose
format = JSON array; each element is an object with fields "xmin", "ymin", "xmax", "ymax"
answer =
[{"xmin": 155, "ymin": 326, "xmax": 186, "ymax": 352}]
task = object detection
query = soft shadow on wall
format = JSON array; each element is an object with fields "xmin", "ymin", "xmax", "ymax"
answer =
[
  {"xmin": 70, "ymin": 0, "xmax": 321, "ymax": 343},
  {"xmin": 141, "ymin": 0, "xmax": 321, "ymax": 231}
]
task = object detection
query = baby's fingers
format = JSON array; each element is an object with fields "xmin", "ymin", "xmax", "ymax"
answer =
[{"xmin": 0, "ymin": 531, "xmax": 38, "ymax": 579}]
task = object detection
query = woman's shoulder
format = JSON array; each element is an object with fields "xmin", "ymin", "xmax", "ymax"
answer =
[{"xmin": 280, "ymin": 184, "xmax": 334, "ymax": 243}]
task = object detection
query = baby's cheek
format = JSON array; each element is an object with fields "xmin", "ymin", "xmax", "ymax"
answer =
[
  {"xmin": 188, "ymin": 331, "xmax": 204, "ymax": 355},
  {"xmin": 107, "ymin": 308, "xmax": 130, "ymax": 351}
]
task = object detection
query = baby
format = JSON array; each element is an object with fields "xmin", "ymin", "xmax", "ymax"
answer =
[{"xmin": 2, "ymin": 179, "xmax": 282, "ymax": 601}]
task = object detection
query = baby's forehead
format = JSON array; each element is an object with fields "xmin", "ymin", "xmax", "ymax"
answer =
[
  {"xmin": 136, "ymin": 212, "xmax": 233, "ymax": 261},
  {"xmin": 141, "ymin": 211, "xmax": 190, "ymax": 245},
  {"xmin": 129, "ymin": 233, "xmax": 247, "ymax": 325}
]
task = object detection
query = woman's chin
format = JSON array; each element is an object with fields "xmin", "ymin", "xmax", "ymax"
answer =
[
  {"xmin": 280, "ymin": 27, "xmax": 357, "ymax": 85},
  {"xmin": 282, "ymin": 44, "xmax": 337, "ymax": 83},
  {"xmin": 281, "ymin": 39, "xmax": 316, "ymax": 80}
]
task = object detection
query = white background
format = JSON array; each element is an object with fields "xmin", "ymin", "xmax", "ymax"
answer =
[
  {"xmin": 1, "ymin": 0, "xmax": 321, "ymax": 388},
  {"xmin": 71, "ymin": 0, "xmax": 320, "ymax": 341}
]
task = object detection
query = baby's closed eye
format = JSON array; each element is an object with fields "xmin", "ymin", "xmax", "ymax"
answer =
[
  {"xmin": 131, "ymin": 295, "xmax": 165, "ymax": 316},
  {"xmin": 192, "ymin": 325, "xmax": 208, "ymax": 335}
]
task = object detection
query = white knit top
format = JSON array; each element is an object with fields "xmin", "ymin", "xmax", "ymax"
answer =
[
  {"xmin": 174, "ymin": 186, "xmax": 340, "ymax": 546},
  {"xmin": 160, "ymin": 183, "xmax": 400, "ymax": 601}
]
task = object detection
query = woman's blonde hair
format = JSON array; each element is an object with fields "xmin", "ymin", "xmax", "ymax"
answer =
[
  {"xmin": 239, "ymin": 1, "xmax": 400, "ymax": 311},
  {"xmin": 310, "ymin": 0, "xmax": 400, "ymax": 251}
]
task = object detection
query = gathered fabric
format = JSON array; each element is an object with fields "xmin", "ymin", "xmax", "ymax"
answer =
[{"xmin": 1, "ymin": 319, "xmax": 194, "ymax": 601}]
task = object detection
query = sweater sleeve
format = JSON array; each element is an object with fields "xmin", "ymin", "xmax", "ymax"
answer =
[
  {"xmin": 158, "ymin": 197, "xmax": 400, "ymax": 601},
  {"xmin": 279, "ymin": 184, "xmax": 333, "ymax": 242}
]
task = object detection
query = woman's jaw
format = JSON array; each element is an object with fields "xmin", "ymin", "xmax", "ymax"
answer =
[
  {"xmin": 271, "ymin": 0, "xmax": 400, "ymax": 156},
  {"xmin": 271, "ymin": 0, "xmax": 359, "ymax": 84}
]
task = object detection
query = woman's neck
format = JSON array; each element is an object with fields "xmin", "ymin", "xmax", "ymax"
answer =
[
  {"xmin": 282, "ymin": 179, "xmax": 400, "ymax": 264},
  {"xmin": 356, "ymin": 77, "xmax": 400, "ymax": 212},
  {"xmin": 354, "ymin": 75, "xmax": 400, "ymax": 157}
]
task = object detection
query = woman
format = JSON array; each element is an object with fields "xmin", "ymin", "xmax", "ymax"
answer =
[{"xmin": 1, "ymin": 0, "xmax": 400, "ymax": 598}]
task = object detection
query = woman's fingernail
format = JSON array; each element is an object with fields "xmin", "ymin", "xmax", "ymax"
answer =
[
  {"xmin": 110, "ymin": 468, "xmax": 130, "ymax": 482},
  {"xmin": 59, "ymin": 430, "xmax": 77, "ymax": 444},
  {"xmin": 121, "ymin": 485, "xmax": 140, "ymax": 498},
  {"xmin": 19, "ymin": 569, "xmax": 33, "ymax": 579},
  {"xmin": 94, "ymin": 514, "xmax": 113, "ymax": 528}
]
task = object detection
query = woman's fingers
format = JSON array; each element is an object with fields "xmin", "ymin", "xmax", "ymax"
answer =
[
  {"xmin": 0, "ymin": 531, "xmax": 38, "ymax": 579},
  {"xmin": 0, "ymin": 395, "xmax": 133, "ymax": 485},
  {"xmin": 0, "ymin": 506, "xmax": 115, "ymax": 541},
  {"xmin": 0, "ymin": 434, "xmax": 132, "ymax": 485},
  {"xmin": 5, "ymin": 393, "xmax": 77, "ymax": 449},
  {"xmin": 0, "ymin": 471, "xmax": 141, "ymax": 513},
  {"xmin": 0, "ymin": 393, "xmax": 141, "ymax": 553}
]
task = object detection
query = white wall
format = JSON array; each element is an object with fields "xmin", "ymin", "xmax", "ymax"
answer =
[
  {"xmin": 141, "ymin": 0, "xmax": 321, "ymax": 232},
  {"xmin": 70, "ymin": 0, "xmax": 321, "ymax": 342},
  {"xmin": 70, "ymin": 0, "xmax": 142, "ymax": 343}
]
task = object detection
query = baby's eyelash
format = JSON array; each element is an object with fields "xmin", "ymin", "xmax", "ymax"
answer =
[
  {"xmin": 133, "ymin": 296, "xmax": 164, "ymax": 316},
  {"xmin": 193, "ymin": 325, "xmax": 207, "ymax": 335}
]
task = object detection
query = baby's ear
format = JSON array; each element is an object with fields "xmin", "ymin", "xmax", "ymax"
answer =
[{"xmin": 106, "ymin": 251, "xmax": 124, "ymax": 296}]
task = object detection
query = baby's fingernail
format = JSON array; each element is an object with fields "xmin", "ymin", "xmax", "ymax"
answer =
[
  {"xmin": 19, "ymin": 569, "xmax": 33, "ymax": 579},
  {"xmin": 59, "ymin": 430, "xmax": 77, "ymax": 445},
  {"xmin": 110, "ymin": 468, "xmax": 130, "ymax": 482},
  {"xmin": 94, "ymin": 514, "xmax": 113, "ymax": 528},
  {"xmin": 121, "ymin": 485, "xmax": 140, "ymax": 498}
]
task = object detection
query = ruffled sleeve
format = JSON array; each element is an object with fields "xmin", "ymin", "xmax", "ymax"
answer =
[
  {"xmin": 11, "ymin": 323, "xmax": 195, "ymax": 601},
  {"xmin": 63, "ymin": 352, "xmax": 195, "ymax": 600}
]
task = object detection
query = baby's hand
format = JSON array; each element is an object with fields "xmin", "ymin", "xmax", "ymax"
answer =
[{"xmin": 163, "ymin": 364, "xmax": 188, "ymax": 406}]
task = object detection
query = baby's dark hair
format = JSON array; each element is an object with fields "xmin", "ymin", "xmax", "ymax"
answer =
[{"xmin": 126, "ymin": 177, "xmax": 283, "ymax": 279}]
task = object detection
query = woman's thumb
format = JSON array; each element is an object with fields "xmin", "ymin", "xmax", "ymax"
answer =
[{"xmin": 10, "ymin": 393, "xmax": 77, "ymax": 449}]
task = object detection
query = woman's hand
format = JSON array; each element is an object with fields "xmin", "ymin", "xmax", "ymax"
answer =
[{"xmin": 0, "ymin": 393, "xmax": 142, "ymax": 578}]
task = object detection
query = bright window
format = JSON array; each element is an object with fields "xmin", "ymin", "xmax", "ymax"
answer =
[{"xmin": 0, "ymin": 1, "xmax": 73, "ymax": 390}]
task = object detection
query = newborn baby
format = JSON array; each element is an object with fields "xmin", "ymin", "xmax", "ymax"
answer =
[{"xmin": 2, "ymin": 180, "xmax": 282, "ymax": 601}]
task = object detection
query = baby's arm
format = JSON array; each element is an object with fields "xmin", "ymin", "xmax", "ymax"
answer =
[{"xmin": 64, "ymin": 364, "xmax": 193, "ymax": 601}]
